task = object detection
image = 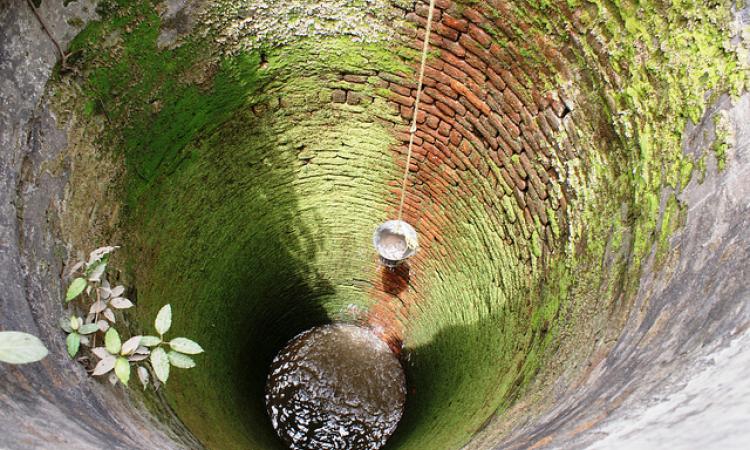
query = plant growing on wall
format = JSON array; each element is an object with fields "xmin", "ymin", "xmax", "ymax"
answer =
[{"xmin": 63, "ymin": 246, "xmax": 203, "ymax": 388}]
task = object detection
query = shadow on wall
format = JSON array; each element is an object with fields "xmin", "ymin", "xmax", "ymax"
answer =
[
  {"xmin": 129, "ymin": 106, "xmax": 336, "ymax": 450},
  {"xmin": 387, "ymin": 312, "xmax": 540, "ymax": 450},
  {"xmin": 382, "ymin": 264, "xmax": 411, "ymax": 296}
]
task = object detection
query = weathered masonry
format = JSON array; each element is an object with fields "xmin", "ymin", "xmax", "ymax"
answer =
[{"xmin": 1, "ymin": 1, "xmax": 749, "ymax": 449}]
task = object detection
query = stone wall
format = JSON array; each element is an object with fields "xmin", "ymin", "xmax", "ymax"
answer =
[{"xmin": 1, "ymin": 0, "xmax": 749, "ymax": 449}]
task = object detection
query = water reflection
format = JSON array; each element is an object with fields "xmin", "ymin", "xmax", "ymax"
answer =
[{"xmin": 265, "ymin": 324, "xmax": 406, "ymax": 450}]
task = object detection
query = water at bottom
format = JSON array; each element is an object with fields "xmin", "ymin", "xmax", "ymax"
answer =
[{"xmin": 265, "ymin": 324, "xmax": 406, "ymax": 450}]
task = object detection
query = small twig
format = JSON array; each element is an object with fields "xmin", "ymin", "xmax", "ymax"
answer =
[
  {"xmin": 97, "ymin": 98, "xmax": 113, "ymax": 124},
  {"xmin": 26, "ymin": 0, "xmax": 76, "ymax": 73},
  {"xmin": 92, "ymin": 286, "xmax": 100, "ymax": 348}
]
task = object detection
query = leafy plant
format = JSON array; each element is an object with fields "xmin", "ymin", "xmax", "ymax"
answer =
[
  {"xmin": 62, "ymin": 246, "xmax": 203, "ymax": 388},
  {"xmin": 0, "ymin": 331, "xmax": 48, "ymax": 364},
  {"xmin": 90, "ymin": 328, "xmax": 145, "ymax": 385},
  {"xmin": 65, "ymin": 246, "xmax": 133, "ymax": 338},
  {"xmin": 60, "ymin": 315, "xmax": 99, "ymax": 358},
  {"xmin": 138, "ymin": 304, "xmax": 204, "ymax": 385}
]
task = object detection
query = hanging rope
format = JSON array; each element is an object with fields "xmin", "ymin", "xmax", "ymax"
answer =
[{"xmin": 396, "ymin": 0, "xmax": 437, "ymax": 223}]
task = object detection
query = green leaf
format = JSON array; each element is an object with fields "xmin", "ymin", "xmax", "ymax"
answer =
[
  {"xmin": 150, "ymin": 347, "xmax": 170, "ymax": 384},
  {"xmin": 66, "ymin": 332, "xmax": 80, "ymax": 358},
  {"xmin": 105, "ymin": 328, "xmax": 121, "ymax": 355},
  {"xmin": 87, "ymin": 246, "xmax": 117, "ymax": 266},
  {"xmin": 78, "ymin": 324, "xmax": 99, "ymax": 335},
  {"xmin": 169, "ymin": 337, "xmax": 203, "ymax": 355},
  {"xmin": 120, "ymin": 336, "xmax": 141, "ymax": 356},
  {"xmin": 139, "ymin": 336, "xmax": 162, "ymax": 347},
  {"xmin": 154, "ymin": 304, "xmax": 172, "ymax": 335},
  {"xmin": 59, "ymin": 317, "xmax": 73, "ymax": 333},
  {"xmin": 69, "ymin": 315, "xmax": 79, "ymax": 331},
  {"xmin": 0, "ymin": 331, "xmax": 49, "ymax": 364},
  {"xmin": 137, "ymin": 366, "xmax": 150, "ymax": 389},
  {"xmin": 87, "ymin": 261, "xmax": 107, "ymax": 282},
  {"xmin": 114, "ymin": 357, "xmax": 130, "ymax": 385},
  {"xmin": 92, "ymin": 355, "xmax": 116, "ymax": 375},
  {"xmin": 167, "ymin": 351, "xmax": 196, "ymax": 369},
  {"xmin": 85, "ymin": 254, "xmax": 109, "ymax": 281},
  {"xmin": 66, "ymin": 278, "xmax": 87, "ymax": 302}
]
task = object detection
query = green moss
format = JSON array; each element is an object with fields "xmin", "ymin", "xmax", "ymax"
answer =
[
  {"xmin": 697, "ymin": 152, "xmax": 708, "ymax": 183},
  {"xmin": 131, "ymin": 104, "xmax": 398, "ymax": 449},
  {"xmin": 713, "ymin": 111, "xmax": 734, "ymax": 172},
  {"xmin": 50, "ymin": 0, "xmax": 746, "ymax": 449},
  {"xmin": 654, "ymin": 193, "xmax": 685, "ymax": 267},
  {"xmin": 56, "ymin": 1, "xmax": 413, "ymax": 448}
]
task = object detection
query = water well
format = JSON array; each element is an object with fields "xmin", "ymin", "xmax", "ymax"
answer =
[{"xmin": 1, "ymin": 0, "xmax": 749, "ymax": 449}]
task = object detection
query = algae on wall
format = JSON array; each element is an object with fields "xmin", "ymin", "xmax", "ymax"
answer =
[{"xmin": 47, "ymin": 0, "xmax": 748, "ymax": 449}]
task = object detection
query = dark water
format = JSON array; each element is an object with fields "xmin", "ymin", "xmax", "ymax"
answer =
[{"xmin": 265, "ymin": 324, "xmax": 406, "ymax": 450}]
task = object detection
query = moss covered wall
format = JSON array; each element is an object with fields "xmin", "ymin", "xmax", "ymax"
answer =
[{"xmin": 43, "ymin": 0, "xmax": 748, "ymax": 449}]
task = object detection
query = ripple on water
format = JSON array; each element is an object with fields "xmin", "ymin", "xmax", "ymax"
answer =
[{"xmin": 265, "ymin": 324, "xmax": 406, "ymax": 450}]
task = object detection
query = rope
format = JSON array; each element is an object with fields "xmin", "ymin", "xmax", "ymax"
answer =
[{"xmin": 396, "ymin": 0, "xmax": 436, "ymax": 223}]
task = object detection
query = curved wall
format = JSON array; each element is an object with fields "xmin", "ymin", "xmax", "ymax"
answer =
[{"xmin": 1, "ymin": 1, "xmax": 749, "ymax": 449}]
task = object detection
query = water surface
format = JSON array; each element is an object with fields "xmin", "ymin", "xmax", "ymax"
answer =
[{"xmin": 265, "ymin": 324, "xmax": 406, "ymax": 450}]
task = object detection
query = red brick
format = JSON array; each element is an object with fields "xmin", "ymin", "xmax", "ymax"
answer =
[
  {"xmin": 390, "ymin": 91, "xmax": 415, "ymax": 107},
  {"xmin": 467, "ymin": 115, "xmax": 498, "ymax": 150},
  {"xmin": 488, "ymin": 113, "xmax": 522, "ymax": 153},
  {"xmin": 502, "ymin": 114, "xmax": 521, "ymax": 138},
  {"xmin": 543, "ymin": 108, "xmax": 561, "ymax": 132},
  {"xmin": 462, "ymin": 7, "xmax": 485, "ymax": 24},
  {"xmin": 487, "ymin": 68, "xmax": 506, "ymax": 91},
  {"xmin": 532, "ymin": 90, "xmax": 549, "ymax": 111},
  {"xmin": 510, "ymin": 65, "xmax": 530, "ymax": 89},
  {"xmin": 441, "ymin": 62, "xmax": 468, "ymax": 82},
  {"xmin": 499, "ymin": 169, "xmax": 515, "ymax": 194},
  {"xmin": 458, "ymin": 34, "xmax": 492, "ymax": 65},
  {"xmin": 416, "ymin": 129, "xmax": 436, "ymax": 144},
  {"xmin": 490, "ymin": 91, "xmax": 520, "ymax": 125},
  {"xmin": 449, "ymin": 130, "xmax": 462, "ymax": 146},
  {"xmin": 459, "ymin": 139, "xmax": 473, "ymax": 156},
  {"xmin": 436, "ymin": 82, "xmax": 458, "ymax": 99},
  {"xmin": 465, "ymin": 52, "xmax": 487, "ymax": 72},
  {"xmin": 442, "ymin": 14, "xmax": 469, "ymax": 32},
  {"xmin": 463, "ymin": 77, "xmax": 486, "ymax": 99},
  {"xmin": 488, "ymin": 43, "xmax": 513, "ymax": 69},
  {"xmin": 413, "ymin": 26, "xmax": 443, "ymax": 48},
  {"xmin": 390, "ymin": 83, "xmax": 411, "ymax": 96},
  {"xmin": 416, "ymin": 3, "xmax": 442, "ymax": 20},
  {"xmin": 453, "ymin": 115, "xmax": 475, "ymax": 137},
  {"xmin": 439, "ymin": 39, "xmax": 466, "ymax": 57},
  {"xmin": 469, "ymin": 150, "xmax": 482, "ymax": 170},
  {"xmin": 439, "ymin": 95, "xmax": 467, "ymax": 116},
  {"xmin": 421, "ymin": 103, "xmax": 455, "ymax": 125},
  {"xmin": 441, "ymin": 51, "xmax": 486, "ymax": 84},
  {"xmin": 424, "ymin": 66, "xmax": 452, "ymax": 85},
  {"xmin": 435, "ymin": 101, "xmax": 456, "ymax": 117},
  {"xmin": 426, "ymin": 86, "xmax": 463, "ymax": 112},
  {"xmin": 503, "ymin": 89, "xmax": 525, "ymax": 119},
  {"xmin": 435, "ymin": 23, "xmax": 459, "ymax": 41},
  {"xmin": 394, "ymin": 131, "xmax": 423, "ymax": 146},
  {"xmin": 467, "ymin": 24, "xmax": 492, "ymax": 48},
  {"xmin": 437, "ymin": 121, "xmax": 451, "ymax": 137},
  {"xmin": 422, "ymin": 75, "xmax": 438, "ymax": 88},
  {"xmin": 450, "ymin": 79, "xmax": 491, "ymax": 115}
]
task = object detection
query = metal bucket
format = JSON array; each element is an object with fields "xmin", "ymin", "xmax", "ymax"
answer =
[{"xmin": 373, "ymin": 220, "xmax": 418, "ymax": 267}]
